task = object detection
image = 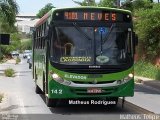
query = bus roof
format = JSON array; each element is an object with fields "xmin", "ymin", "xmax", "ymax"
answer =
[
  {"xmin": 35, "ymin": 8, "xmax": 55, "ymax": 27},
  {"xmin": 53, "ymin": 7, "xmax": 131, "ymax": 14},
  {"xmin": 35, "ymin": 7, "xmax": 131, "ymax": 27}
]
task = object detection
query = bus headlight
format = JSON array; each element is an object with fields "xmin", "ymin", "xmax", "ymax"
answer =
[
  {"xmin": 52, "ymin": 73, "xmax": 59, "ymax": 79},
  {"xmin": 52, "ymin": 73, "xmax": 71, "ymax": 86},
  {"xmin": 52, "ymin": 73, "xmax": 64, "ymax": 83},
  {"xmin": 128, "ymin": 73, "xmax": 134, "ymax": 78},
  {"xmin": 124, "ymin": 73, "xmax": 134, "ymax": 81}
]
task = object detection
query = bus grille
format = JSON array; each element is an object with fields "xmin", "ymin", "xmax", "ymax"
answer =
[{"xmin": 72, "ymin": 80, "xmax": 116, "ymax": 84}]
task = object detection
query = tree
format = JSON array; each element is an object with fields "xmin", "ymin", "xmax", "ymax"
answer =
[
  {"xmin": 0, "ymin": 33, "xmax": 21, "ymax": 58},
  {"xmin": 0, "ymin": 0, "xmax": 19, "ymax": 59},
  {"xmin": 0, "ymin": 0, "xmax": 19, "ymax": 29},
  {"xmin": 135, "ymin": 4, "xmax": 160, "ymax": 61},
  {"xmin": 36, "ymin": 3, "xmax": 55, "ymax": 18},
  {"xmin": 98, "ymin": 0, "xmax": 116, "ymax": 7},
  {"xmin": 72, "ymin": 0, "xmax": 97, "ymax": 6},
  {"xmin": 121, "ymin": 0, "xmax": 153, "ymax": 12}
]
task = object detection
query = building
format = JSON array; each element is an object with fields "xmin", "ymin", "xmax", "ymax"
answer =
[{"xmin": 15, "ymin": 13, "xmax": 40, "ymax": 34}]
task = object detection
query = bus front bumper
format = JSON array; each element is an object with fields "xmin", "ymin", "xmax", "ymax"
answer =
[{"xmin": 48, "ymin": 79, "xmax": 134, "ymax": 99}]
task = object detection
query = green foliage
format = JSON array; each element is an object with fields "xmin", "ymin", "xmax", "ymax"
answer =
[
  {"xmin": 98, "ymin": 0, "xmax": 116, "ymax": 7},
  {"xmin": 0, "ymin": 33, "xmax": 21, "ymax": 56},
  {"xmin": 4, "ymin": 68, "xmax": 15, "ymax": 77},
  {"xmin": 135, "ymin": 4, "xmax": 160, "ymax": 61},
  {"xmin": 0, "ymin": 0, "xmax": 19, "ymax": 29},
  {"xmin": 0, "ymin": 22, "xmax": 18, "ymax": 33},
  {"xmin": 16, "ymin": 57, "xmax": 21, "ymax": 64},
  {"xmin": 20, "ymin": 39, "xmax": 32, "ymax": 51},
  {"xmin": 0, "ymin": 94, "xmax": 3, "ymax": 103},
  {"xmin": 135, "ymin": 60, "xmax": 160, "ymax": 80},
  {"xmin": 73, "ymin": 0, "xmax": 97, "ymax": 6},
  {"xmin": 0, "ymin": 0, "xmax": 18, "ymax": 54},
  {"xmin": 121, "ymin": 0, "xmax": 153, "ymax": 12},
  {"xmin": 121, "ymin": 0, "xmax": 133, "ymax": 11},
  {"xmin": 0, "ymin": 57, "xmax": 7, "ymax": 63},
  {"xmin": 36, "ymin": 3, "xmax": 55, "ymax": 18}
]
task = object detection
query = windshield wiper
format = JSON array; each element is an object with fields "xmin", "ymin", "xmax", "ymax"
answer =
[
  {"xmin": 98, "ymin": 24, "xmax": 115, "ymax": 55},
  {"xmin": 103, "ymin": 23, "xmax": 115, "ymax": 44},
  {"xmin": 72, "ymin": 22, "xmax": 92, "ymax": 41}
]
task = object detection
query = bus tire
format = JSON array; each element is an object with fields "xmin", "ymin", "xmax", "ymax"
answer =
[
  {"xmin": 46, "ymin": 97, "xmax": 58, "ymax": 107},
  {"xmin": 35, "ymin": 85, "xmax": 43, "ymax": 94}
]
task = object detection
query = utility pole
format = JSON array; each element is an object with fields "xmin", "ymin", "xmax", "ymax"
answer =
[{"xmin": 116, "ymin": 0, "xmax": 120, "ymax": 8}]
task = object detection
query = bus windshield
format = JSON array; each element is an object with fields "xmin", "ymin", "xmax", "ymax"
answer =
[{"xmin": 51, "ymin": 25, "xmax": 132, "ymax": 66}]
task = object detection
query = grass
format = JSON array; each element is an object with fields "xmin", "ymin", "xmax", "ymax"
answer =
[
  {"xmin": 134, "ymin": 60, "xmax": 160, "ymax": 80},
  {"xmin": 0, "ymin": 56, "xmax": 8, "ymax": 63},
  {"xmin": 0, "ymin": 94, "xmax": 3, "ymax": 103},
  {"xmin": 0, "ymin": 59, "xmax": 7, "ymax": 64},
  {"xmin": 16, "ymin": 57, "xmax": 21, "ymax": 64},
  {"xmin": 4, "ymin": 68, "xmax": 15, "ymax": 77},
  {"xmin": 21, "ymin": 38, "xmax": 31, "ymax": 42}
]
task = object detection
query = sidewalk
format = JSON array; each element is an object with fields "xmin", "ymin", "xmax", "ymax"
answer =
[{"xmin": 135, "ymin": 76, "xmax": 160, "ymax": 92}]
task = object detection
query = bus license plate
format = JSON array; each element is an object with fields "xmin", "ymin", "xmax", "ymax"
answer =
[{"xmin": 87, "ymin": 88, "xmax": 102, "ymax": 93}]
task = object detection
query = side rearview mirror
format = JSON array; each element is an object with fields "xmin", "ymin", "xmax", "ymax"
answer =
[
  {"xmin": 132, "ymin": 32, "xmax": 138, "ymax": 54},
  {"xmin": 0, "ymin": 34, "xmax": 10, "ymax": 45}
]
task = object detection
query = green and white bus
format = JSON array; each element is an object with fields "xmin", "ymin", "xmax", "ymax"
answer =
[{"xmin": 32, "ymin": 7, "xmax": 138, "ymax": 107}]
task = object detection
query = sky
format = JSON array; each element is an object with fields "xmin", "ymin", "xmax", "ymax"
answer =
[
  {"xmin": 16, "ymin": 0, "xmax": 158, "ymax": 15},
  {"xmin": 16, "ymin": 0, "xmax": 101, "ymax": 15},
  {"xmin": 16, "ymin": 0, "xmax": 78, "ymax": 14}
]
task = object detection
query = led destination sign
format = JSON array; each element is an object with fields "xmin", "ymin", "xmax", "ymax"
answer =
[
  {"xmin": 54, "ymin": 10, "xmax": 131, "ymax": 22},
  {"xmin": 64, "ymin": 12, "xmax": 117, "ymax": 21}
]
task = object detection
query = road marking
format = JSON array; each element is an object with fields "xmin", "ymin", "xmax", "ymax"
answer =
[{"xmin": 15, "ymin": 71, "xmax": 26, "ymax": 114}]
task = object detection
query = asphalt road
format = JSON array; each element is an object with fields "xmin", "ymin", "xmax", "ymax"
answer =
[
  {"xmin": 126, "ymin": 83, "xmax": 160, "ymax": 114},
  {"xmin": 0, "ymin": 56, "xmax": 157, "ymax": 120}
]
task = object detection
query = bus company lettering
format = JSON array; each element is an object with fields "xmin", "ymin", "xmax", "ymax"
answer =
[
  {"xmin": 65, "ymin": 74, "xmax": 87, "ymax": 80},
  {"xmin": 60, "ymin": 57, "xmax": 91, "ymax": 62}
]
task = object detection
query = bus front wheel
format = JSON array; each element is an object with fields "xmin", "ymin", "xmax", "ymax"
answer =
[
  {"xmin": 35, "ymin": 85, "xmax": 43, "ymax": 94},
  {"xmin": 46, "ymin": 97, "xmax": 58, "ymax": 107}
]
